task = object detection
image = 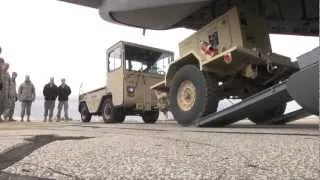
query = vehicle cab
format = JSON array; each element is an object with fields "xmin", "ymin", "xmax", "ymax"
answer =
[{"xmin": 105, "ymin": 41, "xmax": 173, "ymax": 123}]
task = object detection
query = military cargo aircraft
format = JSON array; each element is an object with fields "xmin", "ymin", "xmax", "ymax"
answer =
[{"xmin": 58, "ymin": 0, "xmax": 319, "ymax": 123}]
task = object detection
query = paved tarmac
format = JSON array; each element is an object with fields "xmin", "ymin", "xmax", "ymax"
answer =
[{"xmin": 0, "ymin": 118, "xmax": 319, "ymax": 180}]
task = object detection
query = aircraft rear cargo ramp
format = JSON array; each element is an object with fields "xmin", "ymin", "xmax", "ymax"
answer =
[{"xmin": 195, "ymin": 47, "xmax": 319, "ymax": 127}]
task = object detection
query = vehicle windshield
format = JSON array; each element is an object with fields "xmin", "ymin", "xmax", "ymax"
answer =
[{"xmin": 124, "ymin": 45, "xmax": 173, "ymax": 75}]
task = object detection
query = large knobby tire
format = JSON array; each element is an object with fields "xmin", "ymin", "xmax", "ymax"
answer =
[
  {"xmin": 169, "ymin": 65, "xmax": 219, "ymax": 126},
  {"xmin": 80, "ymin": 103, "xmax": 92, "ymax": 123},
  {"xmin": 102, "ymin": 99, "xmax": 126, "ymax": 123},
  {"xmin": 249, "ymin": 103, "xmax": 287, "ymax": 125},
  {"xmin": 142, "ymin": 111, "xmax": 159, "ymax": 124}
]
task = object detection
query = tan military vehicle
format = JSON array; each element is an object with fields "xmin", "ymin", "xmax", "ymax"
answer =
[
  {"xmin": 151, "ymin": 7, "xmax": 298, "ymax": 126},
  {"xmin": 79, "ymin": 41, "xmax": 173, "ymax": 123}
]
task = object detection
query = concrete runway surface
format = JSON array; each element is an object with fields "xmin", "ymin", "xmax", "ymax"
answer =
[{"xmin": 0, "ymin": 118, "xmax": 319, "ymax": 180}]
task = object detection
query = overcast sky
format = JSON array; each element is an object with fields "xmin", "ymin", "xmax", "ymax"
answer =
[{"xmin": 0, "ymin": 0, "xmax": 318, "ymax": 97}]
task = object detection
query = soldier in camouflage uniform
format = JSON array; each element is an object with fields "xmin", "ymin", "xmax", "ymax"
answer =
[
  {"xmin": 0, "ymin": 58, "xmax": 4, "ymax": 121},
  {"xmin": 18, "ymin": 75, "xmax": 36, "ymax": 122},
  {"xmin": 0, "ymin": 63, "xmax": 10, "ymax": 122},
  {"xmin": 4, "ymin": 72, "xmax": 18, "ymax": 121},
  {"xmin": 0, "ymin": 47, "xmax": 3, "ymax": 121}
]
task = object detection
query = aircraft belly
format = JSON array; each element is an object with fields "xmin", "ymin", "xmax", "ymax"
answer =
[{"xmin": 99, "ymin": 0, "xmax": 210, "ymax": 29}]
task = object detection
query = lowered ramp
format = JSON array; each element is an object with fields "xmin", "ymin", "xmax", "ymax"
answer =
[{"xmin": 195, "ymin": 81, "xmax": 293, "ymax": 127}]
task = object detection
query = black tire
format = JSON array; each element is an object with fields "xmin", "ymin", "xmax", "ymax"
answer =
[
  {"xmin": 142, "ymin": 111, "xmax": 159, "ymax": 124},
  {"xmin": 249, "ymin": 103, "xmax": 287, "ymax": 125},
  {"xmin": 169, "ymin": 65, "xmax": 219, "ymax": 126},
  {"xmin": 102, "ymin": 99, "xmax": 126, "ymax": 123},
  {"xmin": 80, "ymin": 103, "xmax": 92, "ymax": 123}
]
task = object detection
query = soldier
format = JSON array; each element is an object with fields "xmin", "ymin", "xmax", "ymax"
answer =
[
  {"xmin": 4, "ymin": 72, "xmax": 18, "ymax": 121},
  {"xmin": 56, "ymin": 78, "xmax": 72, "ymax": 121},
  {"xmin": 0, "ymin": 58, "xmax": 4, "ymax": 122},
  {"xmin": 0, "ymin": 63, "xmax": 10, "ymax": 121},
  {"xmin": 18, "ymin": 75, "xmax": 36, "ymax": 122},
  {"xmin": 43, "ymin": 77, "xmax": 58, "ymax": 122}
]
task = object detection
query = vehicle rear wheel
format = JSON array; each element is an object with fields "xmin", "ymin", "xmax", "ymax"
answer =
[
  {"xmin": 80, "ymin": 103, "xmax": 92, "ymax": 123},
  {"xmin": 249, "ymin": 103, "xmax": 287, "ymax": 125},
  {"xmin": 102, "ymin": 99, "xmax": 126, "ymax": 123},
  {"xmin": 169, "ymin": 65, "xmax": 219, "ymax": 126},
  {"xmin": 142, "ymin": 111, "xmax": 159, "ymax": 124}
]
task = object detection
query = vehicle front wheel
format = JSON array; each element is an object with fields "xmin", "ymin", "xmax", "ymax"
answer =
[
  {"xmin": 80, "ymin": 103, "xmax": 92, "ymax": 123},
  {"xmin": 169, "ymin": 65, "xmax": 219, "ymax": 126},
  {"xmin": 102, "ymin": 99, "xmax": 126, "ymax": 123},
  {"xmin": 142, "ymin": 111, "xmax": 159, "ymax": 124}
]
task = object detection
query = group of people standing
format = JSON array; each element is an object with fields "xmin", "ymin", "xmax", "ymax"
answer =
[
  {"xmin": 0, "ymin": 47, "xmax": 72, "ymax": 122},
  {"xmin": 43, "ymin": 77, "xmax": 72, "ymax": 122},
  {"xmin": 0, "ymin": 58, "xmax": 18, "ymax": 121},
  {"xmin": 0, "ymin": 47, "xmax": 36, "ymax": 122}
]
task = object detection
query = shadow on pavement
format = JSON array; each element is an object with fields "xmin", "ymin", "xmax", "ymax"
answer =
[
  {"xmin": 0, "ymin": 171, "xmax": 53, "ymax": 180},
  {"xmin": 0, "ymin": 134, "xmax": 92, "ymax": 179}
]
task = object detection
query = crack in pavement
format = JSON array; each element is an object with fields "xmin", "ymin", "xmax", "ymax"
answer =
[
  {"xmin": 0, "ymin": 134, "xmax": 92, "ymax": 179},
  {"xmin": 21, "ymin": 162, "xmax": 80, "ymax": 179}
]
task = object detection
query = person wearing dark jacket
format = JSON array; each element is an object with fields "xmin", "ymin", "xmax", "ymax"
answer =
[
  {"xmin": 56, "ymin": 78, "xmax": 71, "ymax": 121},
  {"xmin": 43, "ymin": 77, "xmax": 58, "ymax": 122}
]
